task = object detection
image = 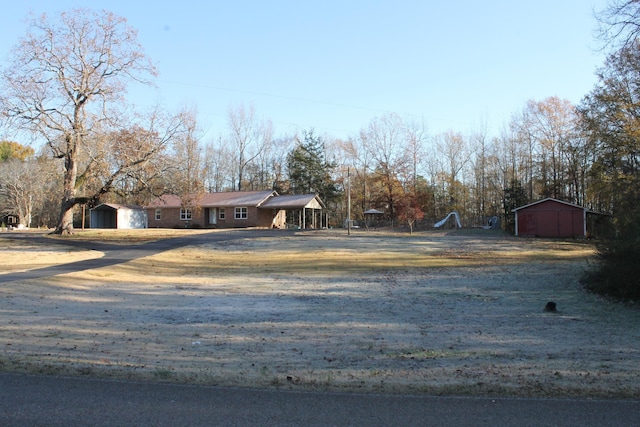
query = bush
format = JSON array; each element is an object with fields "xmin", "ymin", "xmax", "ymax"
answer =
[{"xmin": 583, "ymin": 235, "xmax": 640, "ymax": 301}]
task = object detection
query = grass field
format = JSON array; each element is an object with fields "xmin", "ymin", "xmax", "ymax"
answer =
[{"xmin": 1, "ymin": 228, "xmax": 639, "ymax": 397}]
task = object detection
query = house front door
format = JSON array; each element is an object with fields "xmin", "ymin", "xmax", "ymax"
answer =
[{"xmin": 209, "ymin": 208, "xmax": 217, "ymax": 225}]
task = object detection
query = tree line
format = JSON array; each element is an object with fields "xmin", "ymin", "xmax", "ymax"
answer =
[{"xmin": 0, "ymin": 94, "xmax": 591, "ymax": 232}]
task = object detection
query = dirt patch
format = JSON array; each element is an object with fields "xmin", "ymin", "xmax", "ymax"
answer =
[{"xmin": 1, "ymin": 229, "xmax": 639, "ymax": 397}]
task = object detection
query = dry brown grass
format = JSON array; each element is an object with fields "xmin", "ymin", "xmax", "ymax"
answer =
[
  {"xmin": 128, "ymin": 242, "xmax": 595, "ymax": 279},
  {"xmin": 0, "ymin": 233, "xmax": 102, "ymax": 273},
  {"xmin": 48, "ymin": 228, "xmax": 212, "ymax": 244},
  {"xmin": 4, "ymin": 229, "xmax": 640, "ymax": 397}
]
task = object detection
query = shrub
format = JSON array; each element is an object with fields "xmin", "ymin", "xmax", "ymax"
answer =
[{"xmin": 583, "ymin": 230, "xmax": 640, "ymax": 301}]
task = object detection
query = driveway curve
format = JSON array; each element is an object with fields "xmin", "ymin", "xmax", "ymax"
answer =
[{"xmin": 0, "ymin": 229, "xmax": 280, "ymax": 284}]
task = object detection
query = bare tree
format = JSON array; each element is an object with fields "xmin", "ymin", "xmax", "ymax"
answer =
[
  {"xmin": 339, "ymin": 136, "xmax": 372, "ymax": 218},
  {"xmin": 167, "ymin": 106, "xmax": 206, "ymax": 212},
  {"xmin": 359, "ymin": 113, "xmax": 411, "ymax": 220},
  {"xmin": 0, "ymin": 8, "xmax": 163, "ymax": 234},
  {"xmin": 470, "ymin": 120, "xmax": 490, "ymax": 220},
  {"xmin": 269, "ymin": 135, "xmax": 297, "ymax": 193},
  {"xmin": 404, "ymin": 118, "xmax": 429, "ymax": 192},
  {"xmin": 0, "ymin": 160, "xmax": 35, "ymax": 227},
  {"xmin": 227, "ymin": 104, "xmax": 273, "ymax": 191},
  {"xmin": 105, "ymin": 116, "xmax": 179, "ymax": 205},
  {"xmin": 204, "ymin": 137, "xmax": 235, "ymax": 192},
  {"xmin": 596, "ymin": 0, "xmax": 640, "ymax": 49},
  {"xmin": 0, "ymin": 156, "xmax": 58, "ymax": 228},
  {"xmin": 509, "ymin": 107, "xmax": 537, "ymax": 200},
  {"xmin": 435, "ymin": 131, "xmax": 472, "ymax": 212},
  {"xmin": 511, "ymin": 97, "xmax": 583, "ymax": 202}
]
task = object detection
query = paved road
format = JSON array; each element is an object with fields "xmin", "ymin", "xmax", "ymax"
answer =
[{"xmin": 1, "ymin": 373, "xmax": 639, "ymax": 427}]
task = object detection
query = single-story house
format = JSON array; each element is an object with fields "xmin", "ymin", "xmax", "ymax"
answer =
[
  {"xmin": 146, "ymin": 191, "xmax": 325, "ymax": 229},
  {"xmin": 90, "ymin": 203, "xmax": 149, "ymax": 229},
  {"xmin": 513, "ymin": 198, "xmax": 590, "ymax": 238}
]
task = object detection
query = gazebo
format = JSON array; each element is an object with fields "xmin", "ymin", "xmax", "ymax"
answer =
[{"xmin": 363, "ymin": 208, "xmax": 384, "ymax": 228}]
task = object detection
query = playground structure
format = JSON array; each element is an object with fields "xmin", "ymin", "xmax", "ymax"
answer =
[
  {"xmin": 434, "ymin": 211, "xmax": 462, "ymax": 229},
  {"xmin": 483, "ymin": 216, "xmax": 500, "ymax": 229}
]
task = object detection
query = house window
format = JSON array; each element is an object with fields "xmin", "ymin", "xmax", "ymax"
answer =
[
  {"xmin": 180, "ymin": 208, "xmax": 192, "ymax": 221},
  {"xmin": 235, "ymin": 207, "xmax": 248, "ymax": 220},
  {"xmin": 219, "ymin": 208, "xmax": 225, "ymax": 220},
  {"xmin": 155, "ymin": 209, "xmax": 161, "ymax": 220}
]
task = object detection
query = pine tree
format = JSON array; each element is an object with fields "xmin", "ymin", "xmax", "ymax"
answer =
[{"xmin": 286, "ymin": 130, "xmax": 341, "ymax": 204}]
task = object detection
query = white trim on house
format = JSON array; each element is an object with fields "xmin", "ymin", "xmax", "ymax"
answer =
[
  {"xmin": 180, "ymin": 208, "xmax": 192, "ymax": 221},
  {"xmin": 235, "ymin": 207, "xmax": 248, "ymax": 220}
]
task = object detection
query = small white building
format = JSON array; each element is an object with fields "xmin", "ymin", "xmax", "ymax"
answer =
[{"xmin": 90, "ymin": 203, "xmax": 148, "ymax": 229}]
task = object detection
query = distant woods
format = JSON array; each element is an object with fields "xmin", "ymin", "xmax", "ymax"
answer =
[{"xmin": 0, "ymin": 94, "xmax": 622, "ymax": 230}]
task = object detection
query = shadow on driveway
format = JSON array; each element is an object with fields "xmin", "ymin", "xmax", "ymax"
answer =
[{"xmin": 0, "ymin": 229, "xmax": 284, "ymax": 284}]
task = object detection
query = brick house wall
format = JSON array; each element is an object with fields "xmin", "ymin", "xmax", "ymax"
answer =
[
  {"xmin": 147, "ymin": 205, "xmax": 285, "ymax": 229},
  {"xmin": 146, "ymin": 191, "xmax": 314, "ymax": 230}
]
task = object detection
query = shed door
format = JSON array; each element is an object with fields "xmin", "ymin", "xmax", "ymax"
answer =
[
  {"xmin": 536, "ymin": 211, "xmax": 558, "ymax": 237},
  {"xmin": 558, "ymin": 209, "xmax": 584, "ymax": 237},
  {"xmin": 93, "ymin": 209, "xmax": 116, "ymax": 228}
]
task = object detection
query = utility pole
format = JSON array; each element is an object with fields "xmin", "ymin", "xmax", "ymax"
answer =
[{"xmin": 347, "ymin": 167, "xmax": 351, "ymax": 236}]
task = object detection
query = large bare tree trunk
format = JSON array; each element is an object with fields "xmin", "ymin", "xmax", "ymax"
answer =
[
  {"xmin": 57, "ymin": 201, "xmax": 75, "ymax": 234},
  {"xmin": 55, "ymin": 152, "xmax": 78, "ymax": 234}
]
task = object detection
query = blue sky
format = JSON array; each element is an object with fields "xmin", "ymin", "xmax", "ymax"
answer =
[{"xmin": 1, "ymin": 1, "xmax": 610, "ymax": 141}]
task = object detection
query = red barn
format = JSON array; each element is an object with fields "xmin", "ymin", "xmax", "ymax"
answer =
[{"xmin": 513, "ymin": 198, "xmax": 588, "ymax": 238}]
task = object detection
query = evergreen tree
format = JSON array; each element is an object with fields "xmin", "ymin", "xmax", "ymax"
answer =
[
  {"xmin": 580, "ymin": 42, "xmax": 640, "ymax": 300},
  {"xmin": 286, "ymin": 130, "xmax": 341, "ymax": 204},
  {"xmin": 503, "ymin": 179, "xmax": 528, "ymax": 234}
]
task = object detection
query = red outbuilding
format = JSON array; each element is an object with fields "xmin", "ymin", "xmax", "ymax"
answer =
[{"xmin": 513, "ymin": 198, "xmax": 589, "ymax": 238}]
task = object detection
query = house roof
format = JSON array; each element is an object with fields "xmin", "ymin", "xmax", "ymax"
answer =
[
  {"xmin": 512, "ymin": 197, "xmax": 589, "ymax": 212},
  {"xmin": 147, "ymin": 191, "xmax": 327, "ymax": 210},
  {"xmin": 259, "ymin": 194, "xmax": 326, "ymax": 210},
  {"xmin": 147, "ymin": 191, "xmax": 277, "ymax": 208}
]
